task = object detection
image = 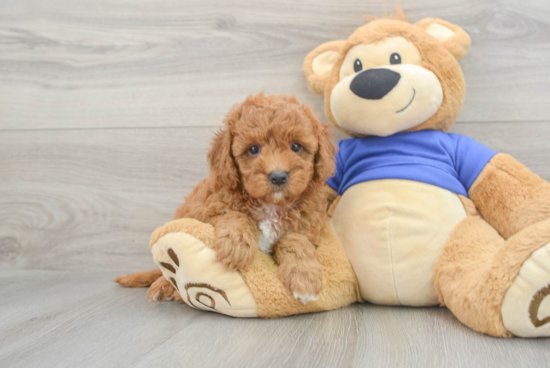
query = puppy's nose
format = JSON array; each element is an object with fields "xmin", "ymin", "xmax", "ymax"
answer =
[
  {"xmin": 350, "ymin": 68, "xmax": 401, "ymax": 100},
  {"xmin": 269, "ymin": 171, "xmax": 289, "ymax": 186}
]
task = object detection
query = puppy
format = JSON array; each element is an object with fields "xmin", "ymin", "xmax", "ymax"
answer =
[{"xmin": 116, "ymin": 93, "xmax": 336, "ymax": 304}]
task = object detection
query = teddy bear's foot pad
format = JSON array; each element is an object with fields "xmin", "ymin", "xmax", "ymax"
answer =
[
  {"xmin": 151, "ymin": 231, "xmax": 258, "ymax": 317},
  {"xmin": 501, "ymin": 242, "xmax": 550, "ymax": 337}
]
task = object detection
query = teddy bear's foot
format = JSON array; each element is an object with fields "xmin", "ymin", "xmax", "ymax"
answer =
[
  {"xmin": 150, "ymin": 218, "xmax": 258, "ymax": 317},
  {"xmin": 435, "ymin": 217, "xmax": 550, "ymax": 337},
  {"xmin": 501, "ymin": 241, "xmax": 550, "ymax": 337}
]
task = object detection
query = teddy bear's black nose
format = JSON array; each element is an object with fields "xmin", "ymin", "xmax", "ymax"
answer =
[
  {"xmin": 350, "ymin": 68, "xmax": 401, "ymax": 100},
  {"xmin": 269, "ymin": 171, "xmax": 288, "ymax": 186}
]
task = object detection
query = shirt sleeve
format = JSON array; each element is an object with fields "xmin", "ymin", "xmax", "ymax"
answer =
[
  {"xmin": 451, "ymin": 134, "xmax": 498, "ymax": 192},
  {"xmin": 326, "ymin": 140, "xmax": 346, "ymax": 193}
]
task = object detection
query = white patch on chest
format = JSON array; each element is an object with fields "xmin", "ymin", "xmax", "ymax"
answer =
[{"xmin": 256, "ymin": 204, "xmax": 284, "ymax": 255}]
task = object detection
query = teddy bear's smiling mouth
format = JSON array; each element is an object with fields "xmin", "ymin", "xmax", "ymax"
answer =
[{"xmin": 396, "ymin": 88, "xmax": 416, "ymax": 113}]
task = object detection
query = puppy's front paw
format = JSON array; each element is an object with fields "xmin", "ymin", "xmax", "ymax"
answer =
[
  {"xmin": 214, "ymin": 226, "xmax": 257, "ymax": 271},
  {"xmin": 293, "ymin": 292, "xmax": 319, "ymax": 305},
  {"xmin": 279, "ymin": 258, "xmax": 323, "ymax": 305}
]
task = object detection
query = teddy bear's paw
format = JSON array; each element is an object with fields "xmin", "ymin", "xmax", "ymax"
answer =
[
  {"xmin": 501, "ymin": 242, "xmax": 550, "ymax": 337},
  {"xmin": 151, "ymin": 223, "xmax": 258, "ymax": 317}
]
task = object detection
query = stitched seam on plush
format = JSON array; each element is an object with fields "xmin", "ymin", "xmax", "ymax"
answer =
[{"xmin": 386, "ymin": 205, "xmax": 402, "ymax": 304}]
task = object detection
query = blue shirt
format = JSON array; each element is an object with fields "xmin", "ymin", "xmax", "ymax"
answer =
[{"xmin": 326, "ymin": 131, "xmax": 497, "ymax": 197}]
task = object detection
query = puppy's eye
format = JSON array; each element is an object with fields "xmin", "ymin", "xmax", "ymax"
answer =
[
  {"xmin": 248, "ymin": 145, "xmax": 260, "ymax": 155},
  {"xmin": 354, "ymin": 59, "xmax": 363, "ymax": 73},
  {"xmin": 390, "ymin": 53, "xmax": 401, "ymax": 65},
  {"xmin": 291, "ymin": 143, "xmax": 302, "ymax": 153}
]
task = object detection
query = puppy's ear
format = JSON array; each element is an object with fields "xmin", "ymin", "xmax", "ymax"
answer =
[
  {"xmin": 207, "ymin": 127, "xmax": 240, "ymax": 190},
  {"xmin": 303, "ymin": 40, "xmax": 347, "ymax": 95},
  {"xmin": 313, "ymin": 122, "xmax": 337, "ymax": 182}
]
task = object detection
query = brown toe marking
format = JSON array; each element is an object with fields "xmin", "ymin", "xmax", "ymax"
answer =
[
  {"xmin": 169, "ymin": 277, "xmax": 179, "ymax": 291},
  {"xmin": 196, "ymin": 292, "xmax": 215, "ymax": 309},
  {"xmin": 160, "ymin": 262, "xmax": 176, "ymax": 274},
  {"xmin": 168, "ymin": 248, "xmax": 179, "ymax": 267},
  {"xmin": 184, "ymin": 283, "xmax": 231, "ymax": 310},
  {"xmin": 529, "ymin": 284, "xmax": 550, "ymax": 328}
]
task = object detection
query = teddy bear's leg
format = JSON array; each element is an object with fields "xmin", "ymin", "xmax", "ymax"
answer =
[
  {"xmin": 151, "ymin": 218, "xmax": 360, "ymax": 318},
  {"xmin": 150, "ymin": 218, "xmax": 258, "ymax": 317},
  {"xmin": 434, "ymin": 215, "xmax": 550, "ymax": 337},
  {"xmin": 499, "ymin": 220, "xmax": 550, "ymax": 337}
]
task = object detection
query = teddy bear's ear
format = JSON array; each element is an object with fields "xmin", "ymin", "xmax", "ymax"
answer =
[
  {"xmin": 415, "ymin": 18, "xmax": 471, "ymax": 60},
  {"xmin": 303, "ymin": 40, "xmax": 347, "ymax": 95}
]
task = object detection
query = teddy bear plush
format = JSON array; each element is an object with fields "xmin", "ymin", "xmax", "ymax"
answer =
[{"xmin": 149, "ymin": 12, "xmax": 550, "ymax": 337}]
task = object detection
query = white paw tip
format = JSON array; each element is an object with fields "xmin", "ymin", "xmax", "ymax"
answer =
[{"xmin": 293, "ymin": 292, "xmax": 319, "ymax": 305}]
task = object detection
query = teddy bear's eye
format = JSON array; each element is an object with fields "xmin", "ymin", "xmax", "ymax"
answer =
[
  {"xmin": 354, "ymin": 59, "xmax": 363, "ymax": 73},
  {"xmin": 390, "ymin": 53, "xmax": 402, "ymax": 65}
]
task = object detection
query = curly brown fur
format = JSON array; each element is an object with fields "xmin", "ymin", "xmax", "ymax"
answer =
[
  {"xmin": 147, "ymin": 277, "xmax": 182, "ymax": 302},
  {"xmin": 120, "ymin": 93, "xmax": 336, "ymax": 303},
  {"xmin": 274, "ymin": 233, "xmax": 323, "ymax": 302}
]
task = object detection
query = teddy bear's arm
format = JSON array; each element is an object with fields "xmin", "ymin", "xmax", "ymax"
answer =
[
  {"xmin": 469, "ymin": 153, "xmax": 550, "ymax": 239},
  {"xmin": 326, "ymin": 183, "xmax": 341, "ymax": 217}
]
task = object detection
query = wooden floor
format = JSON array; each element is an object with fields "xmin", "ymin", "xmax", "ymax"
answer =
[{"xmin": 1, "ymin": 0, "xmax": 550, "ymax": 366}]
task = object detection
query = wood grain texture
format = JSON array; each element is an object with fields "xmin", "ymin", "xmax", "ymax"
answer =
[
  {"xmin": 2, "ymin": 122, "xmax": 550, "ymax": 272},
  {"xmin": 1, "ymin": 0, "xmax": 550, "ymax": 130},
  {"xmin": 0, "ymin": 127, "xmax": 212, "ymax": 272},
  {"xmin": 0, "ymin": 270, "xmax": 548, "ymax": 368},
  {"xmin": 1, "ymin": 0, "xmax": 550, "ymax": 365}
]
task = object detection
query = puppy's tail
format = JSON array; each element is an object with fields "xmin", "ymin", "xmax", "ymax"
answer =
[{"xmin": 114, "ymin": 269, "xmax": 162, "ymax": 288}]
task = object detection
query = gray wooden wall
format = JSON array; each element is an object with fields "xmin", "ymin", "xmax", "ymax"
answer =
[{"xmin": 2, "ymin": 0, "xmax": 550, "ymax": 273}]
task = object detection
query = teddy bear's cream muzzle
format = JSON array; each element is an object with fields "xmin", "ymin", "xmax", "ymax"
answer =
[{"xmin": 330, "ymin": 64, "xmax": 443, "ymax": 137}]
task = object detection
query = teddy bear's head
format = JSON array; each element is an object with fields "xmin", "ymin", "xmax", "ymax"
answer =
[{"xmin": 303, "ymin": 12, "xmax": 471, "ymax": 137}]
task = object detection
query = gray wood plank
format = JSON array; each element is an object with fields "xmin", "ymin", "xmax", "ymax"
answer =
[
  {"xmin": 142, "ymin": 305, "xmax": 548, "ymax": 368},
  {"xmin": 0, "ymin": 270, "xmax": 548, "ymax": 368},
  {"xmin": 0, "ymin": 127, "xmax": 213, "ymax": 272},
  {"xmin": 1, "ymin": 121, "xmax": 550, "ymax": 272},
  {"xmin": 0, "ymin": 270, "xmax": 203, "ymax": 368},
  {"xmin": 1, "ymin": 0, "xmax": 550, "ymax": 130},
  {"xmin": 352, "ymin": 304, "xmax": 550, "ymax": 368},
  {"xmin": 2, "ymin": 1, "xmax": 550, "ymax": 366}
]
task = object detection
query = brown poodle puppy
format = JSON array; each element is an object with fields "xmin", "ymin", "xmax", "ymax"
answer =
[{"xmin": 116, "ymin": 93, "xmax": 336, "ymax": 304}]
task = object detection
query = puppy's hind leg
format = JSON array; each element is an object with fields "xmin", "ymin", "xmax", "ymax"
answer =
[
  {"xmin": 148, "ymin": 277, "xmax": 181, "ymax": 302},
  {"xmin": 114, "ymin": 269, "xmax": 162, "ymax": 288}
]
